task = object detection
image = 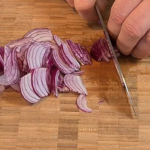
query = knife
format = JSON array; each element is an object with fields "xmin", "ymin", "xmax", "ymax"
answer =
[{"xmin": 95, "ymin": 5, "xmax": 136, "ymax": 115}]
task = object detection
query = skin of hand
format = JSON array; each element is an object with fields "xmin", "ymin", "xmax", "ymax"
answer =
[{"xmin": 66, "ymin": 0, "xmax": 150, "ymax": 59}]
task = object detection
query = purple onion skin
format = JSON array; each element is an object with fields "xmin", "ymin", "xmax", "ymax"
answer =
[
  {"xmin": 66, "ymin": 40, "xmax": 92, "ymax": 65},
  {"xmin": 90, "ymin": 38, "xmax": 120, "ymax": 62}
]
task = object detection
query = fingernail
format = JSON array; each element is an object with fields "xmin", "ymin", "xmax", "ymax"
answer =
[{"xmin": 132, "ymin": 54, "xmax": 142, "ymax": 60}]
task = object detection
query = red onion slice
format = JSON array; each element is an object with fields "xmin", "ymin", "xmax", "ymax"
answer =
[
  {"xmin": 5, "ymin": 50, "xmax": 20, "ymax": 84},
  {"xmin": 27, "ymin": 43, "xmax": 48, "ymax": 70},
  {"xmin": 67, "ymin": 40, "xmax": 91, "ymax": 65},
  {"xmin": 0, "ymin": 85, "xmax": 5, "ymax": 94},
  {"xmin": 0, "ymin": 46, "xmax": 4, "ymax": 68},
  {"xmin": 91, "ymin": 38, "xmax": 120, "ymax": 62},
  {"xmin": 72, "ymin": 75, "xmax": 88, "ymax": 95},
  {"xmin": 52, "ymin": 49, "xmax": 75, "ymax": 74},
  {"xmin": 6, "ymin": 37, "xmax": 33, "ymax": 49},
  {"xmin": 31, "ymin": 68, "xmax": 50, "ymax": 97},
  {"xmin": 24, "ymin": 28, "xmax": 51, "ymax": 37},
  {"xmin": 51, "ymin": 66, "xmax": 60, "ymax": 97},
  {"xmin": 60, "ymin": 43, "xmax": 80, "ymax": 71},
  {"xmin": 24, "ymin": 28, "xmax": 53, "ymax": 42},
  {"xmin": 76, "ymin": 94, "xmax": 92, "ymax": 113},
  {"xmin": 39, "ymin": 68, "xmax": 50, "ymax": 94},
  {"xmin": 33, "ymin": 35, "xmax": 53, "ymax": 42},
  {"xmin": 40, "ymin": 41, "xmax": 59, "ymax": 50},
  {"xmin": 53, "ymin": 35, "xmax": 64, "ymax": 46},
  {"xmin": 20, "ymin": 73, "xmax": 41, "ymax": 103},
  {"xmin": 64, "ymin": 74, "xmax": 88, "ymax": 95},
  {"xmin": 0, "ymin": 74, "xmax": 9, "ymax": 85},
  {"xmin": 42, "ymin": 47, "xmax": 51, "ymax": 67},
  {"xmin": 11, "ymin": 83, "xmax": 21, "ymax": 92}
]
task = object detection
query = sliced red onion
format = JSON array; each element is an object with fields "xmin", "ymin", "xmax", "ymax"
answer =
[
  {"xmin": 11, "ymin": 83, "xmax": 21, "ymax": 92},
  {"xmin": 67, "ymin": 40, "xmax": 91, "ymax": 65},
  {"xmin": 76, "ymin": 94, "xmax": 92, "ymax": 113},
  {"xmin": 0, "ymin": 46, "xmax": 4, "ymax": 69},
  {"xmin": 20, "ymin": 73, "xmax": 41, "ymax": 103},
  {"xmin": 57, "ymin": 73, "xmax": 70, "ymax": 93},
  {"xmin": 24, "ymin": 28, "xmax": 53, "ymax": 42},
  {"xmin": 42, "ymin": 47, "xmax": 51, "ymax": 67},
  {"xmin": 51, "ymin": 66, "xmax": 60, "ymax": 97},
  {"xmin": 6, "ymin": 37, "xmax": 33, "ymax": 48},
  {"xmin": 64, "ymin": 74, "xmax": 88, "ymax": 95},
  {"xmin": 39, "ymin": 68, "xmax": 50, "ymax": 94},
  {"xmin": 31, "ymin": 68, "xmax": 50, "ymax": 98},
  {"xmin": 27, "ymin": 43, "xmax": 48, "ymax": 70},
  {"xmin": 91, "ymin": 38, "xmax": 120, "ymax": 62},
  {"xmin": 60, "ymin": 43, "xmax": 80, "ymax": 71},
  {"xmin": 98, "ymin": 100, "xmax": 104, "ymax": 105},
  {"xmin": 53, "ymin": 35, "xmax": 64, "ymax": 46},
  {"xmin": 52, "ymin": 49, "xmax": 75, "ymax": 74},
  {"xmin": 0, "ymin": 74, "xmax": 9, "ymax": 85},
  {"xmin": 40, "ymin": 41, "xmax": 59, "ymax": 50},
  {"xmin": 72, "ymin": 71, "xmax": 84, "ymax": 76},
  {"xmin": 0, "ymin": 85, "xmax": 5, "ymax": 94},
  {"xmin": 5, "ymin": 49, "xmax": 20, "ymax": 84},
  {"xmin": 0, "ymin": 28, "xmax": 94, "ymax": 113},
  {"xmin": 24, "ymin": 28, "xmax": 51, "ymax": 37}
]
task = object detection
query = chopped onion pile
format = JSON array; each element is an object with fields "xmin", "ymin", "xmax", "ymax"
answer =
[
  {"xmin": 91, "ymin": 38, "xmax": 120, "ymax": 62},
  {"xmin": 0, "ymin": 28, "xmax": 92, "ymax": 113}
]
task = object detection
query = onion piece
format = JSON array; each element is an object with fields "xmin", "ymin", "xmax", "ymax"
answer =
[
  {"xmin": 52, "ymin": 49, "xmax": 75, "ymax": 74},
  {"xmin": 0, "ymin": 85, "xmax": 5, "ymax": 94},
  {"xmin": 98, "ymin": 100, "xmax": 104, "ymax": 105},
  {"xmin": 0, "ymin": 74, "xmax": 9, "ymax": 85},
  {"xmin": 67, "ymin": 40, "xmax": 91, "ymax": 65},
  {"xmin": 64, "ymin": 74, "xmax": 88, "ymax": 95},
  {"xmin": 11, "ymin": 83, "xmax": 21, "ymax": 92},
  {"xmin": 0, "ymin": 46, "xmax": 4, "ymax": 69},
  {"xmin": 5, "ymin": 49, "xmax": 20, "ymax": 84},
  {"xmin": 60, "ymin": 43, "xmax": 80, "ymax": 71},
  {"xmin": 76, "ymin": 94, "xmax": 92, "ymax": 113},
  {"xmin": 42, "ymin": 47, "xmax": 51, "ymax": 67},
  {"xmin": 24, "ymin": 28, "xmax": 53, "ymax": 42},
  {"xmin": 51, "ymin": 66, "xmax": 60, "ymax": 97},
  {"xmin": 24, "ymin": 28, "xmax": 51, "ymax": 37},
  {"xmin": 53, "ymin": 35, "xmax": 64, "ymax": 46},
  {"xmin": 26, "ymin": 43, "xmax": 48, "ymax": 70},
  {"xmin": 57, "ymin": 73, "xmax": 69, "ymax": 93},
  {"xmin": 31, "ymin": 68, "xmax": 50, "ymax": 98},
  {"xmin": 40, "ymin": 41, "xmax": 59, "ymax": 50},
  {"xmin": 6, "ymin": 37, "xmax": 33, "ymax": 49},
  {"xmin": 20, "ymin": 73, "xmax": 41, "ymax": 103},
  {"xmin": 90, "ymin": 38, "xmax": 120, "ymax": 62}
]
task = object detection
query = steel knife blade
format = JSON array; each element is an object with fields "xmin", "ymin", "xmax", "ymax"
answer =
[{"xmin": 95, "ymin": 5, "xmax": 136, "ymax": 115}]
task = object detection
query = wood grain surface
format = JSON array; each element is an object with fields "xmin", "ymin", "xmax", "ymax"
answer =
[{"xmin": 0, "ymin": 0, "xmax": 149, "ymax": 150}]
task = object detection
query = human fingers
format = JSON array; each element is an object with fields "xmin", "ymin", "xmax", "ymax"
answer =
[
  {"xmin": 116, "ymin": 0, "xmax": 150, "ymax": 55},
  {"xmin": 66, "ymin": 0, "xmax": 75, "ymax": 7},
  {"xmin": 74, "ymin": 0, "xmax": 108, "ymax": 22},
  {"xmin": 131, "ymin": 30, "xmax": 150, "ymax": 59},
  {"xmin": 108, "ymin": 0, "xmax": 142, "ymax": 39}
]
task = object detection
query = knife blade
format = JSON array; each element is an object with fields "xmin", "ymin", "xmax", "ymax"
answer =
[{"xmin": 95, "ymin": 5, "xmax": 136, "ymax": 115}]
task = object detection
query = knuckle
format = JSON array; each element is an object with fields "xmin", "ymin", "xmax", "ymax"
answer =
[
  {"xmin": 110, "ymin": 8, "xmax": 125, "ymax": 25},
  {"xmin": 123, "ymin": 21, "xmax": 141, "ymax": 39}
]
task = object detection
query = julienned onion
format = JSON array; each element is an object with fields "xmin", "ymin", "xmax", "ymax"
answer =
[
  {"xmin": 0, "ymin": 28, "xmax": 93, "ymax": 113},
  {"xmin": 91, "ymin": 38, "xmax": 120, "ymax": 62}
]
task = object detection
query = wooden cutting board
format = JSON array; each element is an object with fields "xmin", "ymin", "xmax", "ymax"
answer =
[{"xmin": 0, "ymin": 0, "xmax": 149, "ymax": 150}]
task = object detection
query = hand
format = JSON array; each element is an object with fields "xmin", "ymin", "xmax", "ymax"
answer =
[
  {"xmin": 66, "ymin": 0, "xmax": 109, "ymax": 22},
  {"xmin": 108, "ymin": 0, "xmax": 150, "ymax": 59}
]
